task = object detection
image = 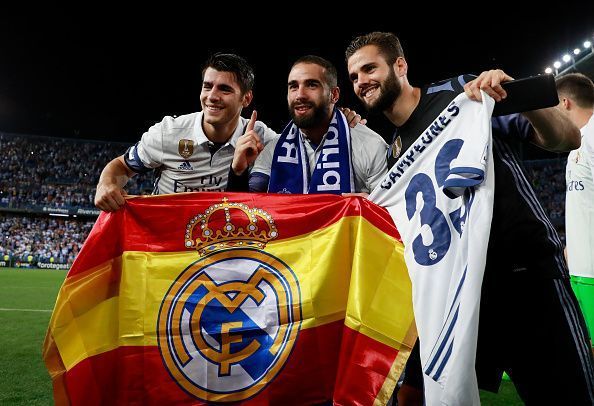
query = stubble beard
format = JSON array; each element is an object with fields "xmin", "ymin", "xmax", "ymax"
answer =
[
  {"xmin": 365, "ymin": 69, "xmax": 401, "ymax": 115},
  {"xmin": 289, "ymin": 102, "xmax": 330, "ymax": 129}
]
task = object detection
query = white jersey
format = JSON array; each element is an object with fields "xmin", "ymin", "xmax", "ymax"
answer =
[
  {"xmin": 126, "ymin": 112, "xmax": 278, "ymax": 194},
  {"xmin": 252, "ymin": 123, "xmax": 388, "ymax": 193},
  {"xmin": 370, "ymin": 92, "xmax": 495, "ymax": 406},
  {"xmin": 566, "ymin": 114, "xmax": 594, "ymax": 279}
]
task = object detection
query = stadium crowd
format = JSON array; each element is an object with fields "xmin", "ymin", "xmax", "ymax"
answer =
[
  {"xmin": 524, "ymin": 158, "xmax": 568, "ymax": 242},
  {"xmin": 0, "ymin": 132, "xmax": 570, "ymax": 267},
  {"xmin": 0, "ymin": 213, "xmax": 94, "ymax": 265},
  {"xmin": 0, "ymin": 132, "xmax": 153, "ymax": 210}
]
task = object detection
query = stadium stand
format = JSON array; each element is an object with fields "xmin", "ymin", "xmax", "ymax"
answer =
[
  {"xmin": 524, "ymin": 159, "xmax": 567, "ymax": 217},
  {"xmin": 0, "ymin": 132, "xmax": 153, "ymax": 212},
  {"xmin": 524, "ymin": 158, "xmax": 568, "ymax": 243},
  {"xmin": 0, "ymin": 132, "xmax": 153, "ymax": 268},
  {"xmin": 0, "ymin": 132, "xmax": 570, "ymax": 268},
  {"xmin": 0, "ymin": 213, "xmax": 93, "ymax": 268}
]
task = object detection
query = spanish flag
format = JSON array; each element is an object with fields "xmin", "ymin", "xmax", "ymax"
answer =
[{"xmin": 43, "ymin": 193, "xmax": 415, "ymax": 405}]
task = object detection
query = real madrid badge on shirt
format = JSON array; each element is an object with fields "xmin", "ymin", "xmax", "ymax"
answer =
[
  {"xmin": 391, "ymin": 135, "xmax": 402, "ymax": 159},
  {"xmin": 178, "ymin": 139, "xmax": 194, "ymax": 158}
]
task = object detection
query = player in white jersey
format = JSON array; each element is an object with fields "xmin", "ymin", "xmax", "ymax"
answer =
[
  {"xmin": 369, "ymin": 92, "xmax": 495, "ymax": 405},
  {"xmin": 346, "ymin": 32, "xmax": 593, "ymax": 405},
  {"xmin": 227, "ymin": 55, "xmax": 388, "ymax": 194},
  {"xmin": 94, "ymin": 53, "xmax": 365, "ymax": 211},
  {"xmin": 558, "ymin": 73, "xmax": 594, "ymax": 348},
  {"xmin": 94, "ymin": 53, "xmax": 278, "ymax": 211}
]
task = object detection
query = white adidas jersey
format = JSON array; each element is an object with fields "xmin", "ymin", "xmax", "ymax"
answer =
[
  {"xmin": 127, "ymin": 112, "xmax": 278, "ymax": 194},
  {"xmin": 370, "ymin": 92, "xmax": 495, "ymax": 406},
  {"xmin": 565, "ymin": 114, "xmax": 594, "ymax": 279}
]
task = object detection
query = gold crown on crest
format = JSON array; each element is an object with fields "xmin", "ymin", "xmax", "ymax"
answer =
[{"xmin": 184, "ymin": 198, "xmax": 278, "ymax": 256}]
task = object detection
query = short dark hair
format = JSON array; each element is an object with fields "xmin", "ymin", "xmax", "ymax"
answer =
[
  {"xmin": 292, "ymin": 55, "xmax": 338, "ymax": 88},
  {"xmin": 202, "ymin": 53, "xmax": 254, "ymax": 94},
  {"xmin": 556, "ymin": 73, "xmax": 594, "ymax": 109},
  {"xmin": 345, "ymin": 31, "xmax": 405, "ymax": 65}
]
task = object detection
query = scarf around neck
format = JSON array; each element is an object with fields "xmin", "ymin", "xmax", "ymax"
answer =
[{"xmin": 268, "ymin": 108, "xmax": 354, "ymax": 194}]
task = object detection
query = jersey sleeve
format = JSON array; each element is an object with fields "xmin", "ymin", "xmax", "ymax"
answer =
[
  {"xmin": 452, "ymin": 74, "xmax": 477, "ymax": 92},
  {"xmin": 491, "ymin": 113, "xmax": 531, "ymax": 141},
  {"xmin": 249, "ymin": 173, "xmax": 270, "ymax": 192},
  {"xmin": 444, "ymin": 93, "xmax": 495, "ymax": 197},
  {"xmin": 354, "ymin": 125, "xmax": 389, "ymax": 192},
  {"xmin": 124, "ymin": 118, "xmax": 166, "ymax": 173},
  {"xmin": 248, "ymin": 136, "xmax": 277, "ymax": 192},
  {"xmin": 426, "ymin": 74, "xmax": 476, "ymax": 95},
  {"xmin": 254, "ymin": 121, "xmax": 280, "ymax": 147},
  {"xmin": 251, "ymin": 137, "xmax": 277, "ymax": 178},
  {"xmin": 226, "ymin": 167, "xmax": 249, "ymax": 192}
]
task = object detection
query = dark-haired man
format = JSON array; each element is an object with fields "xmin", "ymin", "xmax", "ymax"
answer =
[
  {"xmin": 94, "ymin": 53, "xmax": 278, "ymax": 211},
  {"xmin": 559, "ymin": 72, "xmax": 594, "ymax": 352},
  {"xmin": 346, "ymin": 31, "xmax": 593, "ymax": 405},
  {"xmin": 228, "ymin": 55, "xmax": 387, "ymax": 194}
]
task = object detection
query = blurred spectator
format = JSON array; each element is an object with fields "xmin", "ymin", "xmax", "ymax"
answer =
[
  {"xmin": 0, "ymin": 132, "xmax": 156, "ymax": 268},
  {"xmin": 0, "ymin": 213, "xmax": 94, "ymax": 265},
  {"xmin": 0, "ymin": 132, "xmax": 154, "ymax": 210},
  {"xmin": 524, "ymin": 158, "xmax": 567, "ymax": 223}
]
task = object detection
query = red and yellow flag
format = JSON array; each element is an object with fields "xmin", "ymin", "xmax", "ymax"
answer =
[{"xmin": 43, "ymin": 193, "xmax": 415, "ymax": 405}]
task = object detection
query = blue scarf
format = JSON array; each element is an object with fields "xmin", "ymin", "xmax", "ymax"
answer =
[{"xmin": 268, "ymin": 109, "xmax": 354, "ymax": 194}]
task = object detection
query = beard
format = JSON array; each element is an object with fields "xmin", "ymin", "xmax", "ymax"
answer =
[
  {"xmin": 365, "ymin": 68, "xmax": 401, "ymax": 114},
  {"xmin": 288, "ymin": 101, "xmax": 330, "ymax": 129}
]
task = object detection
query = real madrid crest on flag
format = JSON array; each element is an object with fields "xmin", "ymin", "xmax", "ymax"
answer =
[
  {"xmin": 44, "ymin": 193, "xmax": 415, "ymax": 405},
  {"xmin": 157, "ymin": 198, "xmax": 302, "ymax": 402}
]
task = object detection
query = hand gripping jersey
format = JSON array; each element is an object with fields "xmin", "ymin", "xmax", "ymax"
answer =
[{"xmin": 370, "ymin": 92, "xmax": 495, "ymax": 406}]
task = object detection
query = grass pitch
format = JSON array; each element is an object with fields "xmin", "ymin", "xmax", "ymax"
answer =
[
  {"xmin": 0, "ymin": 267, "xmax": 523, "ymax": 405},
  {"xmin": 0, "ymin": 268, "xmax": 66, "ymax": 405}
]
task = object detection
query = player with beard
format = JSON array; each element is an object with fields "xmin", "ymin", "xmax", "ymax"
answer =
[
  {"xmin": 346, "ymin": 31, "xmax": 594, "ymax": 405},
  {"xmin": 95, "ymin": 52, "xmax": 366, "ymax": 210},
  {"xmin": 227, "ymin": 55, "xmax": 388, "ymax": 194}
]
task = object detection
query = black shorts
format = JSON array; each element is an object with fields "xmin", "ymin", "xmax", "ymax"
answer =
[{"xmin": 402, "ymin": 273, "xmax": 594, "ymax": 405}]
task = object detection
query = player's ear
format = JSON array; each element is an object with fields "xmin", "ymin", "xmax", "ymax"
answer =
[
  {"xmin": 242, "ymin": 90, "xmax": 253, "ymax": 108},
  {"xmin": 330, "ymin": 87, "xmax": 340, "ymax": 104},
  {"xmin": 395, "ymin": 57, "xmax": 408, "ymax": 78}
]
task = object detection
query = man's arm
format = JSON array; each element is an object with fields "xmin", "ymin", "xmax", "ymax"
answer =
[
  {"xmin": 465, "ymin": 69, "xmax": 580, "ymax": 152},
  {"xmin": 523, "ymin": 107, "xmax": 581, "ymax": 152},
  {"xmin": 94, "ymin": 155, "xmax": 136, "ymax": 212},
  {"xmin": 339, "ymin": 107, "xmax": 368, "ymax": 127}
]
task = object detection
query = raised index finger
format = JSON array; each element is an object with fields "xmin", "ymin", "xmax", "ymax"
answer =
[{"xmin": 246, "ymin": 110, "xmax": 257, "ymax": 132}]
